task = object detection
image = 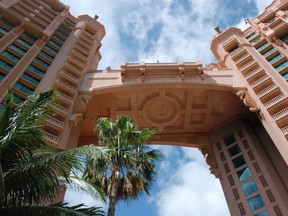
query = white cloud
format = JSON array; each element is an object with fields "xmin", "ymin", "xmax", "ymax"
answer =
[{"xmin": 154, "ymin": 147, "xmax": 230, "ymax": 216}]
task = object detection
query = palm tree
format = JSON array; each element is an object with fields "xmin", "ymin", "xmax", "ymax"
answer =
[
  {"xmin": 82, "ymin": 116, "xmax": 163, "ymax": 216},
  {"xmin": 0, "ymin": 89, "xmax": 105, "ymax": 216}
]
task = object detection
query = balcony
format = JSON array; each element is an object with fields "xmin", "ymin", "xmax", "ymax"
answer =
[
  {"xmin": 38, "ymin": 129, "xmax": 59, "ymax": 145},
  {"xmin": 67, "ymin": 56, "xmax": 86, "ymax": 70},
  {"xmin": 50, "ymin": 103, "xmax": 69, "ymax": 116},
  {"xmin": 46, "ymin": 115, "xmax": 64, "ymax": 129},
  {"xmin": 56, "ymin": 91, "xmax": 73, "ymax": 104},
  {"xmin": 273, "ymin": 107, "xmax": 288, "ymax": 122},
  {"xmin": 64, "ymin": 62, "xmax": 83, "ymax": 76},
  {"xmin": 264, "ymin": 93, "xmax": 286, "ymax": 109},
  {"xmin": 79, "ymin": 33, "xmax": 93, "ymax": 44},
  {"xmin": 60, "ymin": 70, "xmax": 80, "ymax": 84},
  {"xmin": 257, "ymin": 83, "xmax": 278, "ymax": 98},
  {"xmin": 56, "ymin": 79, "xmax": 77, "ymax": 92},
  {"xmin": 245, "ymin": 68, "xmax": 263, "ymax": 80},
  {"xmin": 282, "ymin": 125, "xmax": 288, "ymax": 138},
  {"xmin": 70, "ymin": 49, "xmax": 87, "ymax": 63},
  {"xmin": 240, "ymin": 60, "xmax": 258, "ymax": 73},
  {"xmin": 250, "ymin": 75, "xmax": 270, "ymax": 88},
  {"xmin": 235, "ymin": 55, "xmax": 252, "ymax": 68}
]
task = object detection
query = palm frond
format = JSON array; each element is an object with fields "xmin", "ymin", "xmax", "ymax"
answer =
[{"xmin": 0, "ymin": 202, "xmax": 106, "ymax": 216}]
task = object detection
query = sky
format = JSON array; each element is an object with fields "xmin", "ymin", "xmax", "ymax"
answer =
[{"xmin": 61, "ymin": 0, "xmax": 272, "ymax": 215}]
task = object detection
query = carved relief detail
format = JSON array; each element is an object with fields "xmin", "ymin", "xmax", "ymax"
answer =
[
  {"xmin": 200, "ymin": 147, "xmax": 221, "ymax": 178},
  {"xmin": 69, "ymin": 94, "xmax": 92, "ymax": 127},
  {"xmin": 236, "ymin": 90, "xmax": 259, "ymax": 112}
]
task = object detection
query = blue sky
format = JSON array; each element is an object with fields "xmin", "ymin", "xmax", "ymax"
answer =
[{"xmin": 61, "ymin": 0, "xmax": 272, "ymax": 215}]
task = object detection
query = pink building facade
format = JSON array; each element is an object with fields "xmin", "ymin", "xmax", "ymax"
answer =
[{"xmin": 0, "ymin": 0, "xmax": 287, "ymax": 215}]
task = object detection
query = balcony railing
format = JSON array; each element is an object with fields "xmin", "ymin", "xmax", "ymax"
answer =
[
  {"xmin": 264, "ymin": 93, "xmax": 286, "ymax": 109},
  {"xmin": 272, "ymin": 107, "xmax": 288, "ymax": 121},
  {"xmin": 60, "ymin": 70, "xmax": 80, "ymax": 84},
  {"xmin": 56, "ymin": 79, "xmax": 77, "ymax": 92},
  {"xmin": 46, "ymin": 115, "xmax": 64, "ymax": 128},
  {"xmin": 250, "ymin": 75, "xmax": 270, "ymax": 88},
  {"xmin": 38, "ymin": 129, "xmax": 59, "ymax": 145},
  {"xmin": 245, "ymin": 68, "xmax": 262, "ymax": 80},
  {"xmin": 257, "ymin": 83, "xmax": 277, "ymax": 98},
  {"xmin": 56, "ymin": 91, "xmax": 73, "ymax": 103},
  {"xmin": 50, "ymin": 103, "xmax": 68, "ymax": 115}
]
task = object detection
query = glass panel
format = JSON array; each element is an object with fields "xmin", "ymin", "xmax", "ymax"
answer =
[
  {"xmin": 228, "ymin": 144, "xmax": 241, "ymax": 157},
  {"xmin": 248, "ymin": 194, "xmax": 265, "ymax": 211},
  {"xmin": 257, "ymin": 42, "xmax": 269, "ymax": 51},
  {"xmin": 34, "ymin": 57, "xmax": 50, "ymax": 68},
  {"xmin": 254, "ymin": 210, "xmax": 270, "ymax": 216},
  {"xmin": 0, "ymin": 60, "xmax": 13, "ymax": 71},
  {"xmin": 15, "ymin": 38, "xmax": 32, "ymax": 48},
  {"xmin": 0, "ymin": 73, "xmax": 5, "ymax": 80},
  {"xmin": 283, "ymin": 73, "xmax": 288, "ymax": 80},
  {"xmin": 242, "ymin": 180, "xmax": 258, "ymax": 196},
  {"xmin": 52, "ymin": 35, "xmax": 65, "ymax": 44},
  {"xmin": 224, "ymin": 134, "xmax": 236, "ymax": 146},
  {"xmin": 14, "ymin": 82, "xmax": 35, "ymax": 95},
  {"xmin": 275, "ymin": 61, "xmax": 288, "ymax": 71},
  {"xmin": 21, "ymin": 73, "xmax": 40, "ymax": 85},
  {"xmin": 232, "ymin": 155, "xmax": 246, "ymax": 169},
  {"xmin": 27, "ymin": 65, "xmax": 45, "ymax": 77},
  {"xmin": 39, "ymin": 51, "xmax": 54, "ymax": 61},
  {"xmin": 262, "ymin": 48, "xmax": 275, "ymax": 57},
  {"xmin": 246, "ymin": 32, "xmax": 257, "ymax": 41},
  {"xmin": 23, "ymin": 32, "xmax": 37, "ymax": 41},
  {"xmin": 1, "ymin": 51, "xmax": 20, "ymax": 62},
  {"xmin": 9, "ymin": 44, "xmax": 26, "ymax": 55},
  {"xmin": 49, "ymin": 40, "xmax": 62, "ymax": 49},
  {"xmin": 268, "ymin": 54, "xmax": 282, "ymax": 64},
  {"xmin": 0, "ymin": 18, "xmax": 15, "ymax": 28},
  {"xmin": 0, "ymin": 27, "xmax": 8, "ymax": 34},
  {"xmin": 44, "ymin": 45, "xmax": 58, "ymax": 55}
]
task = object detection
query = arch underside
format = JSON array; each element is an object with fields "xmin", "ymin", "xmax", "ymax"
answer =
[{"xmin": 77, "ymin": 83, "xmax": 249, "ymax": 148}]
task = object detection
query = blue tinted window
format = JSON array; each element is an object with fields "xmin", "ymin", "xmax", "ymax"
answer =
[
  {"xmin": 237, "ymin": 167, "xmax": 252, "ymax": 181},
  {"xmin": 242, "ymin": 180, "xmax": 258, "ymax": 196},
  {"xmin": 228, "ymin": 144, "xmax": 241, "ymax": 157},
  {"xmin": 224, "ymin": 134, "xmax": 236, "ymax": 146},
  {"xmin": 248, "ymin": 194, "xmax": 265, "ymax": 211},
  {"xmin": 254, "ymin": 210, "xmax": 270, "ymax": 216},
  {"xmin": 232, "ymin": 155, "xmax": 246, "ymax": 169}
]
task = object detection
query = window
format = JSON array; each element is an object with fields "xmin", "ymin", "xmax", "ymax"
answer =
[
  {"xmin": 1, "ymin": 51, "xmax": 20, "ymax": 62},
  {"xmin": 0, "ymin": 60, "xmax": 13, "ymax": 71},
  {"xmin": 15, "ymin": 38, "xmax": 32, "ymax": 48},
  {"xmin": 21, "ymin": 73, "xmax": 40, "ymax": 85},
  {"xmin": 257, "ymin": 42, "xmax": 269, "ymax": 51},
  {"xmin": 27, "ymin": 65, "xmax": 45, "ymax": 77},
  {"xmin": 14, "ymin": 82, "xmax": 35, "ymax": 95},
  {"xmin": 34, "ymin": 57, "xmax": 50, "ymax": 68},
  {"xmin": 268, "ymin": 54, "xmax": 282, "ymax": 64},
  {"xmin": 232, "ymin": 155, "xmax": 246, "ymax": 169},
  {"xmin": 242, "ymin": 180, "xmax": 258, "ymax": 196},
  {"xmin": 248, "ymin": 194, "xmax": 265, "ymax": 211},
  {"xmin": 274, "ymin": 60, "xmax": 288, "ymax": 71},
  {"xmin": 228, "ymin": 145, "xmax": 241, "ymax": 157},
  {"xmin": 224, "ymin": 134, "xmax": 236, "ymax": 146},
  {"xmin": 9, "ymin": 44, "xmax": 26, "ymax": 55},
  {"xmin": 262, "ymin": 48, "xmax": 275, "ymax": 57},
  {"xmin": 246, "ymin": 32, "xmax": 257, "ymax": 41},
  {"xmin": 254, "ymin": 210, "xmax": 270, "ymax": 216},
  {"xmin": 228, "ymin": 45, "xmax": 239, "ymax": 53},
  {"xmin": 237, "ymin": 167, "xmax": 252, "ymax": 181}
]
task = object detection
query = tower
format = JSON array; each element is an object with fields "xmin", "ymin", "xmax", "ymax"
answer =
[
  {"xmin": 210, "ymin": 0, "xmax": 288, "ymax": 215},
  {"xmin": 0, "ymin": 0, "xmax": 105, "ymax": 148}
]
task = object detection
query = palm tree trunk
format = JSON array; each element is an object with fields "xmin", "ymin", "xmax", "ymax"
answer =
[
  {"xmin": 107, "ymin": 170, "xmax": 120, "ymax": 216},
  {"xmin": 107, "ymin": 195, "xmax": 117, "ymax": 216}
]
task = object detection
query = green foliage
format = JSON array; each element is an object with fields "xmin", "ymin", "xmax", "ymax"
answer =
[
  {"xmin": 83, "ymin": 116, "xmax": 164, "ymax": 216},
  {"xmin": 0, "ymin": 89, "xmax": 105, "ymax": 216}
]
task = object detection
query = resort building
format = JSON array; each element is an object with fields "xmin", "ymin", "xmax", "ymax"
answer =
[{"xmin": 0, "ymin": 0, "xmax": 287, "ymax": 215}]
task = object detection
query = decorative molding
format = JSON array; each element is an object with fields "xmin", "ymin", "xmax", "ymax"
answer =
[
  {"xmin": 200, "ymin": 147, "xmax": 221, "ymax": 178},
  {"xmin": 69, "ymin": 94, "xmax": 92, "ymax": 127},
  {"xmin": 236, "ymin": 89, "xmax": 259, "ymax": 112}
]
